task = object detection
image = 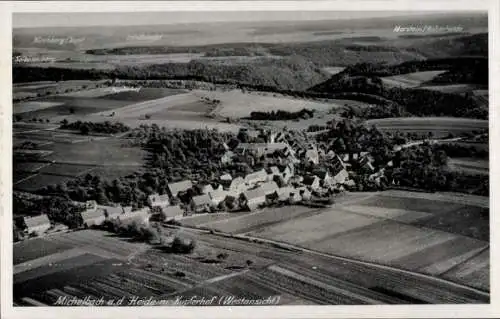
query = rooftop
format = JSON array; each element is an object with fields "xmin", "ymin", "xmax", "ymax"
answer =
[
  {"xmin": 191, "ymin": 194, "xmax": 212, "ymax": 206},
  {"xmin": 168, "ymin": 180, "xmax": 193, "ymax": 195},
  {"xmin": 24, "ymin": 214, "xmax": 50, "ymax": 228}
]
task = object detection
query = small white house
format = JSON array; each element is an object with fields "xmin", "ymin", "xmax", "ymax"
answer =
[
  {"xmin": 24, "ymin": 215, "xmax": 51, "ymax": 235},
  {"xmin": 148, "ymin": 193, "xmax": 170, "ymax": 209}
]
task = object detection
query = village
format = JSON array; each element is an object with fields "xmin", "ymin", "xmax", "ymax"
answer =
[{"xmin": 18, "ymin": 126, "xmax": 386, "ymax": 239}]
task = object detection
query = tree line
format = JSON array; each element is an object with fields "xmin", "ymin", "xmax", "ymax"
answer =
[
  {"xmin": 247, "ymin": 108, "xmax": 315, "ymax": 121},
  {"xmin": 59, "ymin": 120, "xmax": 130, "ymax": 135}
]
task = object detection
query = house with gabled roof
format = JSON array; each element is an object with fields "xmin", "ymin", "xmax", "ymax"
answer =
[
  {"xmin": 276, "ymin": 186, "xmax": 296, "ymax": 201},
  {"xmin": 240, "ymin": 188, "xmax": 267, "ymax": 211},
  {"xmin": 208, "ymin": 189, "xmax": 230, "ymax": 206},
  {"xmin": 81, "ymin": 206, "xmax": 106, "ymax": 228},
  {"xmin": 167, "ymin": 180, "xmax": 193, "ymax": 198},
  {"xmin": 147, "ymin": 193, "xmax": 170, "ymax": 209},
  {"xmin": 245, "ymin": 169, "xmax": 268, "ymax": 186},
  {"xmin": 160, "ymin": 205, "xmax": 184, "ymax": 221},
  {"xmin": 223, "ymin": 176, "xmax": 246, "ymax": 192},
  {"xmin": 190, "ymin": 194, "xmax": 212, "ymax": 213},
  {"xmin": 240, "ymin": 181, "xmax": 279, "ymax": 211},
  {"xmin": 196, "ymin": 182, "xmax": 214, "ymax": 195},
  {"xmin": 24, "ymin": 214, "xmax": 51, "ymax": 235},
  {"xmin": 103, "ymin": 205, "xmax": 126, "ymax": 220},
  {"xmin": 116, "ymin": 207, "xmax": 151, "ymax": 226}
]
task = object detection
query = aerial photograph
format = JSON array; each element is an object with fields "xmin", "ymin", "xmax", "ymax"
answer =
[{"xmin": 11, "ymin": 11, "xmax": 489, "ymax": 306}]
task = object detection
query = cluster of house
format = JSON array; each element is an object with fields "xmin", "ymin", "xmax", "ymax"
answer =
[{"xmin": 20, "ymin": 128, "xmax": 387, "ymax": 238}]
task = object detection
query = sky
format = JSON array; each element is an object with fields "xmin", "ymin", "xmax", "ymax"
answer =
[{"xmin": 13, "ymin": 11, "xmax": 451, "ymax": 28}]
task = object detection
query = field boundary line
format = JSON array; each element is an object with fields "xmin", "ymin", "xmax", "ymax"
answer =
[
  {"xmin": 13, "ymin": 173, "xmax": 40, "ymax": 185},
  {"xmin": 172, "ymin": 224, "xmax": 490, "ymax": 298},
  {"xmin": 334, "ymin": 205, "xmax": 488, "ymax": 245},
  {"xmin": 439, "ymin": 245, "xmax": 490, "ymax": 277}
]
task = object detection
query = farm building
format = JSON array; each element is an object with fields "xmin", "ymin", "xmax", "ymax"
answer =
[
  {"xmin": 245, "ymin": 169, "xmax": 268, "ymax": 186},
  {"xmin": 209, "ymin": 189, "xmax": 229, "ymax": 206},
  {"xmin": 196, "ymin": 183, "xmax": 214, "ymax": 195},
  {"xmin": 240, "ymin": 189, "xmax": 267, "ymax": 211},
  {"xmin": 148, "ymin": 193, "xmax": 170, "ymax": 209},
  {"xmin": 257, "ymin": 181, "xmax": 280, "ymax": 195},
  {"xmin": 167, "ymin": 180, "xmax": 193, "ymax": 198},
  {"xmin": 303, "ymin": 175, "xmax": 321, "ymax": 190},
  {"xmin": 276, "ymin": 187, "xmax": 296, "ymax": 201},
  {"xmin": 116, "ymin": 207, "xmax": 151, "ymax": 226},
  {"xmin": 221, "ymin": 176, "xmax": 246, "ymax": 192},
  {"xmin": 190, "ymin": 194, "xmax": 213, "ymax": 213},
  {"xmin": 240, "ymin": 181, "xmax": 279, "ymax": 211},
  {"xmin": 81, "ymin": 207, "xmax": 106, "ymax": 228},
  {"xmin": 103, "ymin": 205, "xmax": 126, "ymax": 220},
  {"xmin": 23, "ymin": 214, "xmax": 51, "ymax": 235},
  {"xmin": 160, "ymin": 205, "xmax": 184, "ymax": 221}
]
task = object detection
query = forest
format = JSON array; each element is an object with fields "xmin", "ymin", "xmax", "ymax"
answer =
[{"xmin": 308, "ymin": 73, "xmax": 488, "ymax": 119}]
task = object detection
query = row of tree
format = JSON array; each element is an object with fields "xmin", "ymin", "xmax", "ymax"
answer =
[
  {"xmin": 247, "ymin": 108, "xmax": 315, "ymax": 121},
  {"xmin": 59, "ymin": 120, "xmax": 130, "ymax": 135}
]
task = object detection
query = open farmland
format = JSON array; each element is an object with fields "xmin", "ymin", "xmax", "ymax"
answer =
[
  {"xmin": 448, "ymin": 158, "xmax": 489, "ymax": 175},
  {"xmin": 419, "ymin": 84, "xmax": 483, "ymax": 94},
  {"xmin": 13, "ymin": 237, "xmax": 74, "ymax": 265},
  {"xmin": 14, "ymin": 174, "xmax": 75, "ymax": 191},
  {"xmin": 442, "ymin": 248, "xmax": 490, "ymax": 291},
  {"xmin": 13, "ymin": 122, "xmax": 60, "ymax": 133},
  {"xmin": 198, "ymin": 191, "xmax": 493, "ymax": 290},
  {"xmin": 13, "ymin": 80, "xmax": 108, "ymax": 101},
  {"xmin": 16, "ymin": 96, "xmax": 133, "ymax": 119},
  {"xmin": 364, "ymin": 117, "xmax": 488, "ymax": 138},
  {"xmin": 13, "ymin": 127, "xmax": 145, "ymax": 191},
  {"xmin": 37, "ymin": 163, "xmax": 97, "ymax": 177},
  {"xmin": 380, "ymin": 70, "xmax": 447, "ymax": 88},
  {"xmin": 68, "ymin": 90, "xmax": 242, "ymax": 132},
  {"xmin": 210, "ymin": 90, "xmax": 337, "ymax": 118},
  {"xmin": 14, "ymin": 101, "xmax": 65, "ymax": 114},
  {"xmin": 197, "ymin": 205, "xmax": 324, "ymax": 234},
  {"xmin": 164, "ymin": 231, "xmax": 489, "ymax": 304},
  {"xmin": 13, "ymin": 223, "xmax": 490, "ymax": 306}
]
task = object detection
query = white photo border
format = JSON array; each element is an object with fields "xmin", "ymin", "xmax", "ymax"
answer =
[{"xmin": 1, "ymin": 1, "xmax": 498, "ymax": 318}]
